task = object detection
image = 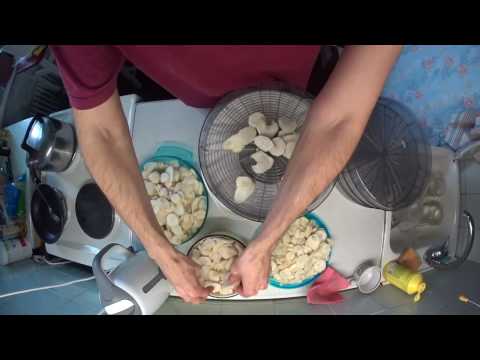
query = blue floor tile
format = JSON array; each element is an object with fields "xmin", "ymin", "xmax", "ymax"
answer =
[
  {"xmin": 328, "ymin": 290, "xmax": 385, "ymax": 315},
  {"xmin": 438, "ymin": 301, "xmax": 480, "ymax": 315},
  {"xmin": 48, "ymin": 284, "xmax": 89, "ymax": 302},
  {"xmin": 69, "ymin": 288, "xmax": 103, "ymax": 313},
  {"xmin": 369, "ymin": 284, "xmax": 413, "ymax": 309},
  {"xmin": 0, "ymin": 259, "xmax": 99, "ymax": 315},
  {"xmin": 57, "ymin": 299, "xmax": 101, "ymax": 315},
  {"xmin": 56, "ymin": 263, "xmax": 93, "ymax": 278},
  {"xmin": 381, "ymin": 304, "xmax": 417, "ymax": 315},
  {"xmin": 274, "ymin": 298, "xmax": 334, "ymax": 315},
  {"xmin": 0, "ymin": 290, "xmax": 70, "ymax": 315}
]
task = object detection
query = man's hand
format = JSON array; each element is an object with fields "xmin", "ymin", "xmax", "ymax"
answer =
[
  {"xmin": 229, "ymin": 240, "xmax": 272, "ymax": 297},
  {"xmin": 149, "ymin": 245, "xmax": 211, "ymax": 304}
]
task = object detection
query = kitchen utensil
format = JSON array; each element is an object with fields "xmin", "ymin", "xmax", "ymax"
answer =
[
  {"xmin": 35, "ymin": 183, "xmax": 60, "ymax": 224},
  {"xmin": 424, "ymin": 211, "xmax": 475, "ymax": 270},
  {"xmin": 458, "ymin": 294, "xmax": 480, "ymax": 310},
  {"xmin": 351, "ymin": 260, "xmax": 381, "ymax": 294},
  {"xmin": 30, "ymin": 184, "xmax": 67, "ymax": 244},
  {"xmin": 92, "ymin": 243, "xmax": 172, "ymax": 315},
  {"xmin": 269, "ymin": 213, "xmax": 332, "ymax": 289},
  {"xmin": 27, "ymin": 156, "xmax": 62, "ymax": 225},
  {"xmin": 198, "ymin": 86, "xmax": 335, "ymax": 222},
  {"xmin": 187, "ymin": 233, "xmax": 246, "ymax": 299},
  {"xmin": 21, "ymin": 115, "xmax": 76, "ymax": 173},
  {"xmin": 140, "ymin": 142, "xmax": 209, "ymax": 244},
  {"xmin": 338, "ymin": 97, "xmax": 432, "ymax": 211}
]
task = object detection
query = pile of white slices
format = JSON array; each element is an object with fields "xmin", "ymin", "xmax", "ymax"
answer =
[
  {"xmin": 271, "ymin": 217, "xmax": 333, "ymax": 285},
  {"xmin": 142, "ymin": 161, "xmax": 207, "ymax": 245},
  {"xmin": 190, "ymin": 236, "xmax": 245, "ymax": 296},
  {"xmin": 222, "ymin": 112, "xmax": 302, "ymax": 204}
]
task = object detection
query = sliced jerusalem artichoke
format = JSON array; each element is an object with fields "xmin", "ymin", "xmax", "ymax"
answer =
[
  {"xmin": 147, "ymin": 171, "xmax": 161, "ymax": 184},
  {"xmin": 278, "ymin": 117, "xmax": 298, "ymax": 136},
  {"xmin": 253, "ymin": 135, "xmax": 274, "ymax": 152},
  {"xmin": 259, "ymin": 121, "xmax": 279, "ymax": 138},
  {"xmin": 270, "ymin": 216, "xmax": 332, "ymax": 284},
  {"xmin": 142, "ymin": 162, "xmax": 157, "ymax": 175},
  {"xmin": 155, "ymin": 184, "xmax": 168, "ymax": 198},
  {"xmin": 234, "ymin": 176, "xmax": 255, "ymax": 204},
  {"xmin": 174, "ymin": 203, "xmax": 185, "ymax": 216},
  {"xmin": 159, "ymin": 172, "xmax": 172, "ymax": 187},
  {"xmin": 283, "ymin": 141, "xmax": 296, "ymax": 159},
  {"xmin": 144, "ymin": 181, "xmax": 156, "ymax": 196},
  {"xmin": 269, "ymin": 137, "xmax": 286, "ymax": 157},
  {"xmin": 282, "ymin": 133, "xmax": 299, "ymax": 144},
  {"xmin": 222, "ymin": 126, "xmax": 257, "ymax": 153},
  {"xmin": 166, "ymin": 213, "xmax": 179, "ymax": 228},
  {"xmin": 223, "ymin": 134, "xmax": 243, "ymax": 153},
  {"xmin": 248, "ymin": 112, "xmax": 267, "ymax": 133},
  {"xmin": 251, "ymin": 151, "xmax": 274, "ymax": 174},
  {"xmin": 181, "ymin": 213, "xmax": 194, "ymax": 232},
  {"xmin": 189, "ymin": 236, "xmax": 244, "ymax": 297},
  {"xmin": 238, "ymin": 126, "xmax": 257, "ymax": 142}
]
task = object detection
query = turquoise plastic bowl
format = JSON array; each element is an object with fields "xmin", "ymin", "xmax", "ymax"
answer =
[
  {"xmin": 269, "ymin": 213, "xmax": 332, "ymax": 289},
  {"xmin": 140, "ymin": 142, "xmax": 209, "ymax": 245}
]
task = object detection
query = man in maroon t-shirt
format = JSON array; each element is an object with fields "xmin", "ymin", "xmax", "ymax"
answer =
[{"xmin": 51, "ymin": 45, "xmax": 402, "ymax": 303}]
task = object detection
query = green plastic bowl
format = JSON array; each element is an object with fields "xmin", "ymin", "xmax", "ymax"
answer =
[
  {"xmin": 269, "ymin": 213, "xmax": 332, "ymax": 289},
  {"xmin": 140, "ymin": 142, "xmax": 209, "ymax": 245}
]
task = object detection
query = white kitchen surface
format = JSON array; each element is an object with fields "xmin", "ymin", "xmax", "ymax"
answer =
[{"xmin": 132, "ymin": 99, "xmax": 388, "ymax": 300}]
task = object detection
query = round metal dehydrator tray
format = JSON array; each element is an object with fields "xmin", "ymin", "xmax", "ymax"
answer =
[
  {"xmin": 338, "ymin": 97, "xmax": 432, "ymax": 211},
  {"xmin": 198, "ymin": 87, "xmax": 336, "ymax": 222}
]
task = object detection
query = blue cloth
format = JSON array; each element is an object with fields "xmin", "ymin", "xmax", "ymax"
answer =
[{"xmin": 381, "ymin": 45, "xmax": 480, "ymax": 146}]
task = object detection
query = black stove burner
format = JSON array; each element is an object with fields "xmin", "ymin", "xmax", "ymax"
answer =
[
  {"xmin": 75, "ymin": 183, "xmax": 114, "ymax": 239},
  {"xmin": 31, "ymin": 184, "xmax": 67, "ymax": 244}
]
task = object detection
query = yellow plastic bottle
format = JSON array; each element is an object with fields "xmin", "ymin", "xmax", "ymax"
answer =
[{"xmin": 383, "ymin": 261, "xmax": 427, "ymax": 302}]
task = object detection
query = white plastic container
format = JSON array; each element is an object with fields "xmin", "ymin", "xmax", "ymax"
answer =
[{"xmin": 0, "ymin": 237, "xmax": 32, "ymax": 265}]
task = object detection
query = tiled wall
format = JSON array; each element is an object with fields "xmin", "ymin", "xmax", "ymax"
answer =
[{"xmin": 460, "ymin": 159, "xmax": 480, "ymax": 263}]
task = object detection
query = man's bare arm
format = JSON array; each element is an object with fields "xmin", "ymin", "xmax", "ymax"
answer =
[
  {"xmin": 73, "ymin": 90, "xmax": 210, "ymax": 303},
  {"xmin": 232, "ymin": 45, "xmax": 403, "ymax": 296}
]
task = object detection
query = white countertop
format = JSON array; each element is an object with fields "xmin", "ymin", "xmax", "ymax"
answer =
[{"xmin": 131, "ymin": 99, "xmax": 389, "ymax": 300}]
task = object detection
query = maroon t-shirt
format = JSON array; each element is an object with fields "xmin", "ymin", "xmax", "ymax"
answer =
[{"xmin": 50, "ymin": 45, "xmax": 321, "ymax": 109}]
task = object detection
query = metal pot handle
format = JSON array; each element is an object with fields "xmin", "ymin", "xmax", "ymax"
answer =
[{"xmin": 21, "ymin": 115, "xmax": 44, "ymax": 155}]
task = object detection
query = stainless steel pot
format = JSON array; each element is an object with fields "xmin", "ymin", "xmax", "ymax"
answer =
[{"xmin": 21, "ymin": 115, "xmax": 76, "ymax": 174}]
